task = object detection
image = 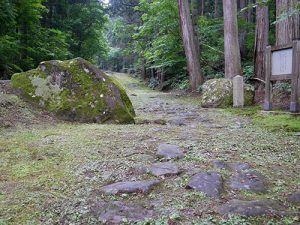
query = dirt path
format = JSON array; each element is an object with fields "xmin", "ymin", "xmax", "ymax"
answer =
[{"xmin": 0, "ymin": 73, "xmax": 299, "ymax": 224}]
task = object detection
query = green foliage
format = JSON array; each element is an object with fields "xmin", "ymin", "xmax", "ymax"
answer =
[
  {"xmin": 148, "ymin": 77, "xmax": 160, "ymax": 89},
  {"xmin": 0, "ymin": 0, "xmax": 108, "ymax": 79},
  {"xmin": 198, "ymin": 17, "xmax": 225, "ymax": 79},
  {"xmin": 243, "ymin": 65, "xmax": 254, "ymax": 83},
  {"xmin": 227, "ymin": 106, "xmax": 300, "ymax": 132}
]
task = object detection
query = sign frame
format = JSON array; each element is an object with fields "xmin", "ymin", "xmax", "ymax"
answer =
[{"xmin": 264, "ymin": 40, "xmax": 300, "ymax": 113}]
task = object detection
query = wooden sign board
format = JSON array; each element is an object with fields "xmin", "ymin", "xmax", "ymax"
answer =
[
  {"xmin": 264, "ymin": 41, "xmax": 300, "ymax": 113},
  {"xmin": 272, "ymin": 48, "xmax": 293, "ymax": 76}
]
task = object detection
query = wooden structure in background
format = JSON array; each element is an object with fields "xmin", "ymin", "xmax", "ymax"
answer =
[{"xmin": 264, "ymin": 40, "xmax": 300, "ymax": 112}]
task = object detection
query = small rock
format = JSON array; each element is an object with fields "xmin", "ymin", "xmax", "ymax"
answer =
[
  {"xmin": 90, "ymin": 201, "xmax": 154, "ymax": 224},
  {"xmin": 217, "ymin": 199, "xmax": 288, "ymax": 217},
  {"xmin": 150, "ymin": 162, "xmax": 179, "ymax": 177},
  {"xmin": 212, "ymin": 160, "xmax": 251, "ymax": 172},
  {"xmin": 168, "ymin": 118, "xmax": 186, "ymax": 126},
  {"xmin": 229, "ymin": 162, "xmax": 251, "ymax": 171},
  {"xmin": 157, "ymin": 144, "xmax": 184, "ymax": 159},
  {"xmin": 229, "ymin": 171, "xmax": 267, "ymax": 193},
  {"xmin": 295, "ymin": 133, "xmax": 300, "ymax": 137},
  {"xmin": 131, "ymin": 93, "xmax": 137, "ymax": 96},
  {"xmin": 212, "ymin": 160, "xmax": 230, "ymax": 170},
  {"xmin": 186, "ymin": 172, "xmax": 224, "ymax": 198},
  {"xmin": 153, "ymin": 119, "xmax": 167, "ymax": 125},
  {"xmin": 101, "ymin": 180, "xmax": 160, "ymax": 195},
  {"xmin": 287, "ymin": 191, "xmax": 300, "ymax": 205}
]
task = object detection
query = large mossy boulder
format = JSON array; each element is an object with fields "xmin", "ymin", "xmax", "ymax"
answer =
[
  {"xmin": 200, "ymin": 78, "xmax": 254, "ymax": 108},
  {"xmin": 11, "ymin": 58, "xmax": 135, "ymax": 123}
]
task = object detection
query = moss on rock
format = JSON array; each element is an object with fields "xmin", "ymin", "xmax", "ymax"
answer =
[
  {"xmin": 200, "ymin": 78, "xmax": 254, "ymax": 108},
  {"xmin": 11, "ymin": 58, "xmax": 135, "ymax": 123}
]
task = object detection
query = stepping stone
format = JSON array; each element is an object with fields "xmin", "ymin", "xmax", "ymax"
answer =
[
  {"xmin": 229, "ymin": 171, "xmax": 267, "ymax": 193},
  {"xmin": 150, "ymin": 162, "xmax": 179, "ymax": 177},
  {"xmin": 168, "ymin": 118, "xmax": 186, "ymax": 126},
  {"xmin": 186, "ymin": 172, "xmax": 224, "ymax": 198},
  {"xmin": 212, "ymin": 160, "xmax": 251, "ymax": 171},
  {"xmin": 157, "ymin": 144, "xmax": 184, "ymax": 159},
  {"xmin": 212, "ymin": 160, "xmax": 230, "ymax": 170},
  {"xmin": 287, "ymin": 191, "xmax": 300, "ymax": 205},
  {"xmin": 101, "ymin": 180, "xmax": 160, "ymax": 195},
  {"xmin": 229, "ymin": 162, "xmax": 251, "ymax": 171},
  {"xmin": 90, "ymin": 201, "xmax": 154, "ymax": 224},
  {"xmin": 217, "ymin": 199, "xmax": 288, "ymax": 217}
]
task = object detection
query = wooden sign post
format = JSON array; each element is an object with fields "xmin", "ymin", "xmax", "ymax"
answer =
[{"xmin": 264, "ymin": 40, "xmax": 300, "ymax": 113}]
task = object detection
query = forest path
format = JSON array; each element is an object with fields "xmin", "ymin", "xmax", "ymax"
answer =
[{"xmin": 0, "ymin": 73, "xmax": 300, "ymax": 224}]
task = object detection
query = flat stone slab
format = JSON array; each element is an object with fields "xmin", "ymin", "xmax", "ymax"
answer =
[
  {"xmin": 150, "ymin": 162, "xmax": 179, "ymax": 177},
  {"xmin": 90, "ymin": 201, "xmax": 154, "ymax": 224},
  {"xmin": 168, "ymin": 118, "xmax": 186, "ymax": 126},
  {"xmin": 101, "ymin": 180, "xmax": 160, "ymax": 195},
  {"xmin": 217, "ymin": 199, "xmax": 288, "ymax": 217},
  {"xmin": 229, "ymin": 171, "xmax": 267, "ymax": 193},
  {"xmin": 186, "ymin": 172, "xmax": 224, "ymax": 198},
  {"xmin": 157, "ymin": 144, "xmax": 184, "ymax": 159},
  {"xmin": 287, "ymin": 191, "xmax": 300, "ymax": 205},
  {"xmin": 212, "ymin": 160, "xmax": 251, "ymax": 171}
]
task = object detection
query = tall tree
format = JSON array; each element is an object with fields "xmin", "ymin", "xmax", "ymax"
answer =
[
  {"xmin": 178, "ymin": 0, "xmax": 204, "ymax": 91},
  {"xmin": 254, "ymin": 3, "xmax": 269, "ymax": 100},
  {"xmin": 223, "ymin": 0, "xmax": 242, "ymax": 79},
  {"xmin": 276, "ymin": 0, "xmax": 300, "ymax": 45}
]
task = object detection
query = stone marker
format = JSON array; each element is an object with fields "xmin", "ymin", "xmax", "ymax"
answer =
[
  {"xmin": 217, "ymin": 199, "xmax": 289, "ymax": 217},
  {"xmin": 233, "ymin": 75, "xmax": 244, "ymax": 107},
  {"xmin": 157, "ymin": 144, "xmax": 184, "ymax": 159},
  {"xmin": 186, "ymin": 172, "xmax": 224, "ymax": 198},
  {"xmin": 229, "ymin": 171, "xmax": 267, "ymax": 193},
  {"xmin": 150, "ymin": 162, "xmax": 179, "ymax": 177},
  {"xmin": 101, "ymin": 180, "xmax": 160, "ymax": 195}
]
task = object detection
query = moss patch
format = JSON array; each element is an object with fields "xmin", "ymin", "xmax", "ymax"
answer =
[
  {"xmin": 11, "ymin": 58, "xmax": 135, "ymax": 123},
  {"xmin": 227, "ymin": 106, "xmax": 300, "ymax": 132}
]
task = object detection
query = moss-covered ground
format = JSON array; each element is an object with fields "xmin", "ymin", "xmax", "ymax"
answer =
[{"xmin": 0, "ymin": 73, "xmax": 300, "ymax": 224}]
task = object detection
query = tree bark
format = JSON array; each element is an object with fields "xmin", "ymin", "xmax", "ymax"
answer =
[
  {"xmin": 239, "ymin": 0, "xmax": 248, "ymax": 58},
  {"xmin": 214, "ymin": 0, "xmax": 219, "ymax": 18},
  {"xmin": 254, "ymin": 3, "xmax": 269, "ymax": 101},
  {"xmin": 276, "ymin": 0, "xmax": 300, "ymax": 44},
  {"xmin": 191, "ymin": 0, "xmax": 201, "ymax": 59},
  {"xmin": 223, "ymin": 0, "xmax": 242, "ymax": 79},
  {"xmin": 178, "ymin": 0, "xmax": 204, "ymax": 91}
]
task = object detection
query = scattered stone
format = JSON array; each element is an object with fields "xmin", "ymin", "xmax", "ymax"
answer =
[
  {"xmin": 217, "ymin": 199, "xmax": 288, "ymax": 217},
  {"xmin": 295, "ymin": 133, "xmax": 300, "ymax": 137},
  {"xmin": 150, "ymin": 162, "xmax": 179, "ymax": 177},
  {"xmin": 212, "ymin": 160, "xmax": 230, "ymax": 170},
  {"xmin": 229, "ymin": 171, "xmax": 267, "ymax": 192},
  {"xmin": 153, "ymin": 119, "xmax": 167, "ymax": 125},
  {"xmin": 202, "ymin": 124, "xmax": 224, "ymax": 129},
  {"xmin": 157, "ymin": 144, "xmax": 184, "ymax": 159},
  {"xmin": 101, "ymin": 180, "xmax": 160, "ymax": 195},
  {"xmin": 90, "ymin": 201, "xmax": 154, "ymax": 224},
  {"xmin": 212, "ymin": 160, "xmax": 251, "ymax": 172},
  {"xmin": 168, "ymin": 118, "xmax": 186, "ymax": 126},
  {"xmin": 287, "ymin": 191, "xmax": 300, "ymax": 205},
  {"xmin": 131, "ymin": 93, "xmax": 137, "ymax": 96},
  {"xmin": 229, "ymin": 162, "xmax": 251, "ymax": 171},
  {"xmin": 186, "ymin": 172, "xmax": 224, "ymax": 198}
]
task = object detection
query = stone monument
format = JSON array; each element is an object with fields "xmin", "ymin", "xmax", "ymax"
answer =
[{"xmin": 233, "ymin": 75, "xmax": 244, "ymax": 107}]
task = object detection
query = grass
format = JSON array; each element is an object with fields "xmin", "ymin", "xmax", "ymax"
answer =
[
  {"xmin": 0, "ymin": 74, "xmax": 300, "ymax": 224},
  {"xmin": 227, "ymin": 106, "xmax": 300, "ymax": 132}
]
